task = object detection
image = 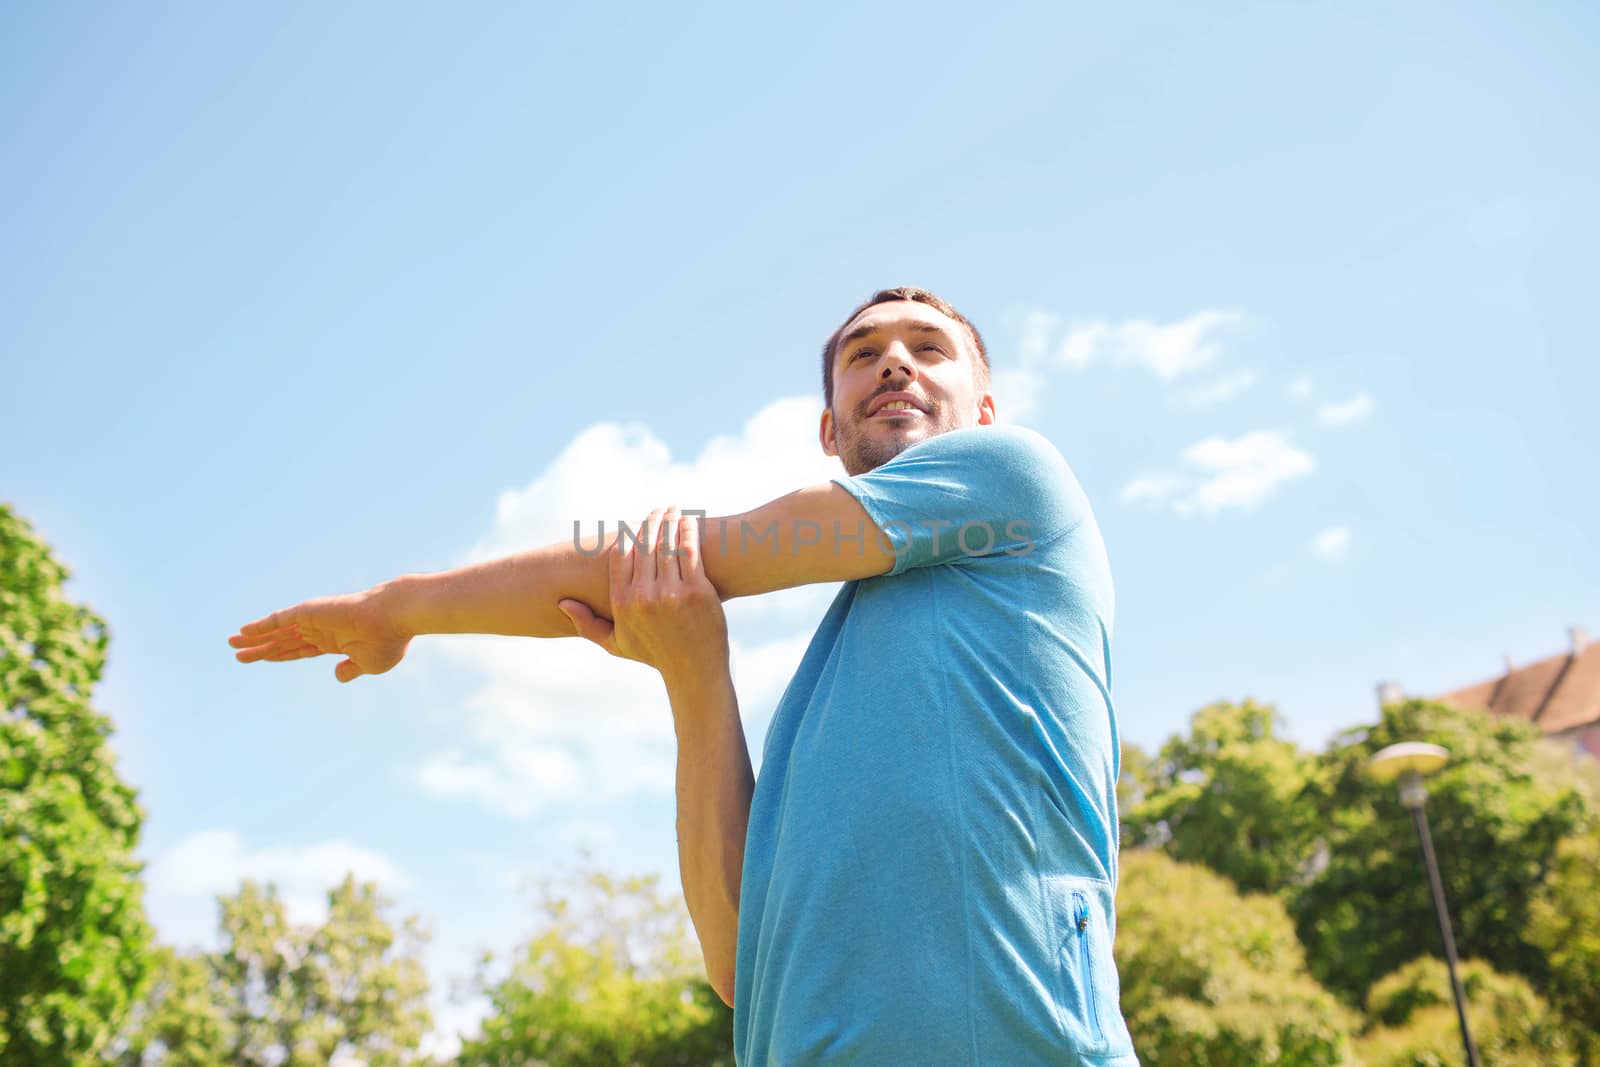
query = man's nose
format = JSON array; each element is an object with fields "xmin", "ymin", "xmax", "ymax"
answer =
[{"xmin": 877, "ymin": 343, "xmax": 917, "ymax": 382}]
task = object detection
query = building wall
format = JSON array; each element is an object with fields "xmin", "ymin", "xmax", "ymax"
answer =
[{"xmin": 1552, "ymin": 721, "xmax": 1600, "ymax": 763}]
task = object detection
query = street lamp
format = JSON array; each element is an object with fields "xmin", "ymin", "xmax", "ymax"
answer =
[{"xmin": 1367, "ymin": 742, "xmax": 1481, "ymax": 1067}]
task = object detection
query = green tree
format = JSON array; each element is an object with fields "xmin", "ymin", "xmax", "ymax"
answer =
[
  {"xmin": 1115, "ymin": 850, "xmax": 1358, "ymax": 1066},
  {"xmin": 113, "ymin": 876, "xmax": 433, "ymax": 1065},
  {"xmin": 1122, "ymin": 700, "xmax": 1320, "ymax": 894},
  {"xmin": 458, "ymin": 865, "xmax": 734, "ymax": 1067},
  {"xmin": 1525, "ymin": 830, "xmax": 1600, "ymax": 1061},
  {"xmin": 1291, "ymin": 699, "xmax": 1597, "ymax": 1003},
  {"xmin": 1357, "ymin": 956, "xmax": 1580, "ymax": 1067},
  {"xmin": 0, "ymin": 503, "xmax": 153, "ymax": 1064},
  {"xmin": 1117, "ymin": 741, "xmax": 1155, "ymax": 817},
  {"xmin": 105, "ymin": 946, "xmax": 229, "ymax": 1067}
]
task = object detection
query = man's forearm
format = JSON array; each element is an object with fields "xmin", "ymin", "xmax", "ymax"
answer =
[
  {"xmin": 665, "ymin": 665, "xmax": 753, "ymax": 1008},
  {"xmin": 383, "ymin": 535, "xmax": 615, "ymax": 640}
]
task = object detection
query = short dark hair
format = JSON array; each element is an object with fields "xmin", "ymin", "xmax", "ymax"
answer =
[{"xmin": 820, "ymin": 286, "xmax": 989, "ymax": 408}]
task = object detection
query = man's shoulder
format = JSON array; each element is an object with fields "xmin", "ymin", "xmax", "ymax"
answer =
[
  {"xmin": 887, "ymin": 424, "xmax": 1075, "ymax": 488},
  {"xmin": 933, "ymin": 425, "xmax": 1080, "ymax": 500},
  {"xmin": 909, "ymin": 423, "xmax": 1064, "ymax": 461}
]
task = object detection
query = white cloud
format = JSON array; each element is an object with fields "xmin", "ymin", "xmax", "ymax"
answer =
[
  {"xmin": 1288, "ymin": 377, "xmax": 1312, "ymax": 400},
  {"xmin": 1177, "ymin": 431, "xmax": 1316, "ymax": 515},
  {"xmin": 1018, "ymin": 310, "xmax": 1060, "ymax": 364},
  {"xmin": 1316, "ymin": 391, "xmax": 1374, "ymax": 427},
  {"xmin": 463, "ymin": 396, "xmax": 845, "ymax": 564},
  {"xmin": 995, "ymin": 309, "xmax": 1245, "ymax": 422},
  {"xmin": 415, "ymin": 738, "xmax": 594, "ymax": 820},
  {"xmin": 729, "ymin": 630, "xmax": 816, "ymax": 725},
  {"xmin": 990, "ymin": 310, "xmax": 1059, "ymax": 424},
  {"xmin": 1121, "ymin": 430, "xmax": 1316, "ymax": 517},
  {"xmin": 724, "ymin": 577, "xmax": 839, "ymax": 633},
  {"xmin": 991, "ymin": 366, "xmax": 1045, "ymax": 423},
  {"xmin": 1055, "ymin": 310, "xmax": 1244, "ymax": 381},
  {"xmin": 144, "ymin": 830, "xmax": 413, "ymax": 950},
  {"xmin": 1177, "ymin": 370, "xmax": 1258, "ymax": 408},
  {"xmin": 1310, "ymin": 525, "xmax": 1352, "ymax": 562},
  {"xmin": 413, "ymin": 396, "xmax": 842, "ymax": 819},
  {"xmin": 1119, "ymin": 473, "xmax": 1189, "ymax": 506}
]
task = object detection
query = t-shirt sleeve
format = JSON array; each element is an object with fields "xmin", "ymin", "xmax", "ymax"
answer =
[{"xmin": 831, "ymin": 424, "xmax": 1090, "ymax": 576}]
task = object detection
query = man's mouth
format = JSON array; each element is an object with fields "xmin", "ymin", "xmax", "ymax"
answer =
[{"xmin": 868, "ymin": 392, "xmax": 928, "ymax": 418}]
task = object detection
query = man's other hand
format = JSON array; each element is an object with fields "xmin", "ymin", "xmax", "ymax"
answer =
[
  {"xmin": 558, "ymin": 504, "xmax": 730, "ymax": 687},
  {"xmin": 228, "ymin": 586, "xmax": 413, "ymax": 684}
]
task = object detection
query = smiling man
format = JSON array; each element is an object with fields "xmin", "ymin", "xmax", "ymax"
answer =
[
  {"xmin": 230, "ymin": 286, "xmax": 1139, "ymax": 1066},
  {"xmin": 821, "ymin": 296, "xmax": 995, "ymax": 473}
]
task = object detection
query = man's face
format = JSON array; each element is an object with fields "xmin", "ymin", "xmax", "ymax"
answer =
[{"xmin": 820, "ymin": 300, "xmax": 997, "ymax": 475}]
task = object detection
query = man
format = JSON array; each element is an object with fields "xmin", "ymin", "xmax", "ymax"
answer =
[{"xmin": 230, "ymin": 287, "xmax": 1139, "ymax": 1065}]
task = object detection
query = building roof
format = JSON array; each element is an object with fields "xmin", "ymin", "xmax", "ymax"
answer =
[{"xmin": 1438, "ymin": 630, "xmax": 1600, "ymax": 734}]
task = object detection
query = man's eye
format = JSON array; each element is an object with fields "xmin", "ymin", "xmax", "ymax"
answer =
[{"xmin": 852, "ymin": 349, "xmax": 874, "ymax": 361}]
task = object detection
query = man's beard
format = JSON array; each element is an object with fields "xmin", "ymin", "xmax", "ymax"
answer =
[{"xmin": 833, "ymin": 399, "xmax": 955, "ymax": 476}]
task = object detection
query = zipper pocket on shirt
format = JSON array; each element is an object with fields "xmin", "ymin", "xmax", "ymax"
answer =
[{"xmin": 1071, "ymin": 889, "xmax": 1105, "ymax": 1045}]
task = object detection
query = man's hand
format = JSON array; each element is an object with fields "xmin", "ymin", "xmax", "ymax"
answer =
[
  {"xmin": 228, "ymin": 586, "xmax": 414, "ymax": 684},
  {"xmin": 558, "ymin": 504, "xmax": 729, "ymax": 686}
]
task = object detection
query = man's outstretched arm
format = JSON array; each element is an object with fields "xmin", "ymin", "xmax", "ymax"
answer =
[
  {"xmin": 229, "ymin": 482, "xmax": 896, "ymax": 681},
  {"xmin": 393, "ymin": 482, "xmax": 897, "ymax": 633}
]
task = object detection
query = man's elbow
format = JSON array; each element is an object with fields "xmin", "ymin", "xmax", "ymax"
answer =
[{"xmin": 709, "ymin": 965, "xmax": 735, "ymax": 1008}]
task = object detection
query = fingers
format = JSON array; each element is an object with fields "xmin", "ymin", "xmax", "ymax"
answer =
[
  {"xmin": 659, "ymin": 504, "xmax": 683, "ymax": 584},
  {"xmin": 230, "ymin": 625, "xmax": 299, "ymax": 650},
  {"xmin": 677, "ymin": 508, "xmax": 704, "ymax": 584},
  {"xmin": 623, "ymin": 512, "xmax": 648, "ymax": 587},
  {"xmin": 557, "ymin": 597, "xmax": 616, "ymax": 650},
  {"xmin": 235, "ymin": 634, "xmax": 315, "ymax": 663},
  {"xmin": 607, "ymin": 522, "xmax": 630, "ymax": 617},
  {"xmin": 237, "ymin": 607, "xmax": 301, "ymax": 639},
  {"xmin": 626, "ymin": 505, "xmax": 694, "ymax": 590},
  {"xmin": 335, "ymin": 658, "xmax": 363, "ymax": 684},
  {"xmin": 633, "ymin": 506, "xmax": 665, "ymax": 590}
]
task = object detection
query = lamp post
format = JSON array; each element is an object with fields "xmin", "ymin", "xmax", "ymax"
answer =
[{"xmin": 1366, "ymin": 742, "xmax": 1481, "ymax": 1067}]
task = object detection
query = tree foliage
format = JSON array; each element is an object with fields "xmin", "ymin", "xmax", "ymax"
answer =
[
  {"xmin": 458, "ymin": 865, "xmax": 734, "ymax": 1067},
  {"xmin": 1126, "ymin": 695, "xmax": 1599, "ymax": 1058},
  {"xmin": 1357, "ymin": 956, "xmax": 1580, "ymax": 1067},
  {"xmin": 1122, "ymin": 700, "xmax": 1320, "ymax": 895},
  {"xmin": 1524, "ymin": 829, "xmax": 1600, "ymax": 1061},
  {"xmin": 1292, "ymin": 699, "xmax": 1597, "ymax": 1002},
  {"xmin": 106, "ymin": 946, "xmax": 229, "ymax": 1067},
  {"xmin": 112, "ymin": 875, "xmax": 432, "ymax": 1066},
  {"xmin": 1115, "ymin": 850, "xmax": 1358, "ymax": 1066},
  {"xmin": 0, "ymin": 503, "xmax": 153, "ymax": 1065}
]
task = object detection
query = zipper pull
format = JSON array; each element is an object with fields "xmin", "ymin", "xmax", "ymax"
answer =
[{"xmin": 1074, "ymin": 894, "xmax": 1090, "ymax": 932}]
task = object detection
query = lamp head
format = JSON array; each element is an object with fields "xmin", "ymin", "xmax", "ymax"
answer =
[
  {"xmin": 1367, "ymin": 742, "xmax": 1450, "ymax": 810},
  {"xmin": 1366, "ymin": 742, "xmax": 1450, "ymax": 782}
]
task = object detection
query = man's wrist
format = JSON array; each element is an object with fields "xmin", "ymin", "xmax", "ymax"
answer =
[
  {"xmin": 373, "ymin": 573, "xmax": 425, "ymax": 639},
  {"xmin": 662, "ymin": 664, "xmax": 737, "ymax": 725}
]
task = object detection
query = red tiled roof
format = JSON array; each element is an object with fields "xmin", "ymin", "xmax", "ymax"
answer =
[{"xmin": 1439, "ymin": 640, "xmax": 1600, "ymax": 734}]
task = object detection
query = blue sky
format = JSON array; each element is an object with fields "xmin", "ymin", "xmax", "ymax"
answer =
[{"xmin": 4, "ymin": 2, "xmax": 1596, "ymax": 1056}]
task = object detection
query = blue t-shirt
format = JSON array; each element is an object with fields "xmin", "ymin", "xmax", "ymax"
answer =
[{"xmin": 733, "ymin": 425, "xmax": 1140, "ymax": 1066}]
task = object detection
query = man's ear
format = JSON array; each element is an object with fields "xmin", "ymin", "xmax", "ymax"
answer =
[
  {"xmin": 819, "ymin": 407, "xmax": 838, "ymax": 456},
  {"xmin": 977, "ymin": 390, "xmax": 997, "ymax": 425}
]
